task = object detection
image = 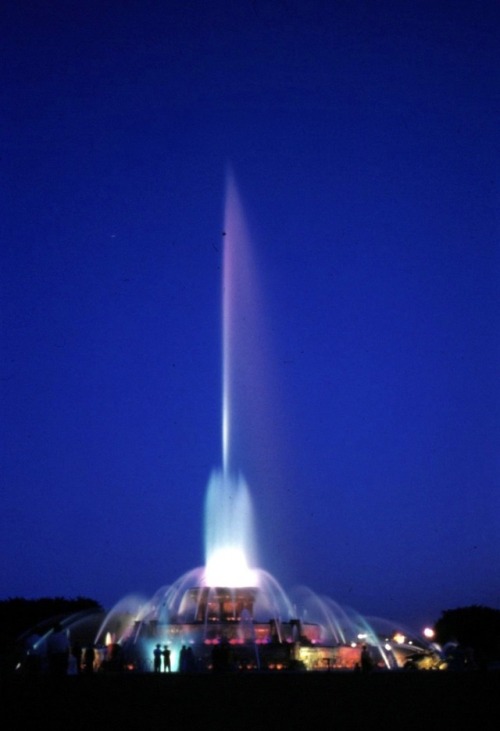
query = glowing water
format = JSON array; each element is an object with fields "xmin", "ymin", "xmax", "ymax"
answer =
[
  {"xmin": 221, "ymin": 171, "xmax": 244, "ymax": 473},
  {"xmin": 208, "ymin": 170, "xmax": 260, "ymax": 587},
  {"xmin": 204, "ymin": 470, "xmax": 257, "ymax": 586},
  {"xmin": 88, "ymin": 173, "xmax": 431, "ymax": 672}
]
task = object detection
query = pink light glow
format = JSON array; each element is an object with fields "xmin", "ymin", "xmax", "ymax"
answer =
[{"xmin": 222, "ymin": 170, "xmax": 259, "ymax": 474}]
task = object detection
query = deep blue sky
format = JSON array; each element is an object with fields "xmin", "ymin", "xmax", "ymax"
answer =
[{"xmin": 1, "ymin": 1, "xmax": 499, "ymax": 633}]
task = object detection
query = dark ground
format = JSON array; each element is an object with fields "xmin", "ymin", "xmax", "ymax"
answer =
[{"xmin": 2, "ymin": 671, "xmax": 499, "ymax": 730}]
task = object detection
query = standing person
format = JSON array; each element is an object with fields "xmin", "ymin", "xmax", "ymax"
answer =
[
  {"xmin": 153, "ymin": 644, "xmax": 162, "ymax": 672},
  {"xmin": 83, "ymin": 643, "xmax": 95, "ymax": 674},
  {"xmin": 178, "ymin": 645, "xmax": 187, "ymax": 673},
  {"xmin": 71, "ymin": 640, "xmax": 82, "ymax": 674},
  {"xmin": 360, "ymin": 644, "xmax": 373, "ymax": 673},
  {"xmin": 185, "ymin": 646, "xmax": 196, "ymax": 672},
  {"xmin": 47, "ymin": 624, "xmax": 70, "ymax": 677},
  {"xmin": 162, "ymin": 645, "xmax": 171, "ymax": 672}
]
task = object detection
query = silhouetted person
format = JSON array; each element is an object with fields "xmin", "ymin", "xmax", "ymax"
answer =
[
  {"xmin": 83, "ymin": 643, "xmax": 95, "ymax": 674},
  {"xmin": 178, "ymin": 644, "xmax": 187, "ymax": 673},
  {"xmin": 185, "ymin": 646, "xmax": 196, "ymax": 672},
  {"xmin": 109, "ymin": 642, "xmax": 124, "ymax": 672},
  {"xmin": 162, "ymin": 645, "xmax": 171, "ymax": 672},
  {"xmin": 48, "ymin": 624, "xmax": 70, "ymax": 677},
  {"xmin": 71, "ymin": 640, "xmax": 82, "ymax": 674},
  {"xmin": 153, "ymin": 644, "xmax": 162, "ymax": 672},
  {"xmin": 212, "ymin": 639, "xmax": 230, "ymax": 673},
  {"xmin": 360, "ymin": 644, "xmax": 373, "ymax": 673}
]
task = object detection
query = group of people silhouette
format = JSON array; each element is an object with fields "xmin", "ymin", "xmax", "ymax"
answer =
[
  {"xmin": 23, "ymin": 624, "xmax": 97, "ymax": 676},
  {"xmin": 153, "ymin": 644, "xmax": 196, "ymax": 672},
  {"xmin": 153, "ymin": 644, "xmax": 171, "ymax": 672}
]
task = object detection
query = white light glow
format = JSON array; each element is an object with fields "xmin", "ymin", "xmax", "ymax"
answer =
[
  {"xmin": 205, "ymin": 547, "xmax": 258, "ymax": 587},
  {"xmin": 204, "ymin": 469, "xmax": 257, "ymax": 587}
]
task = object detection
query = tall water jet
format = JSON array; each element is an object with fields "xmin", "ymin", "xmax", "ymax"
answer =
[
  {"xmin": 221, "ymin": 170, "xmax": 257, "ymax": 476},
  {"xmin": 205, "ymin": 170, "xmax": 259, "ymax": 587}
]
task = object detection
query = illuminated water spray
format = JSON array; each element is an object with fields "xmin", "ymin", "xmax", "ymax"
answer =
[
  {"xmin": 89, "ymin": 172, "xmax": 423, "ymax": 673},
  {"xmin": 204, "ymin": 172, "xmax": 258, "ymax": 587},
  {"xmin": 221, "ymin": 171, "xmax": 257, "ymax": 475}
]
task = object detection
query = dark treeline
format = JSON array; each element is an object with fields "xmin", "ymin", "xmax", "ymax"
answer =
[
  {"xmin": 0, "ymin": 596, "xmax": 102, "ymax": 653},
  {"xmin": 435, "ymin": 605, "xmax": 500, "ymax": 666}
]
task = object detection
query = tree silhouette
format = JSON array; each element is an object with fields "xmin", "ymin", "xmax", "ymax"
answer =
[
  {"xmin": 0, "ymin": 596, "xmax": 102, "ymax": 663},
  {"xmin": 434, "ymin": 606, "xmax": 500, "ymax": 667}
]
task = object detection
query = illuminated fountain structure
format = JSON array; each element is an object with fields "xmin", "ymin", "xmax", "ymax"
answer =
[
  {"xmin": 14, "ymin": 173, "xmax": 433, "ymax": 675},
  {"xmin": 92, "ymin": 174, "xmax": 428, "ymax": 673},
  {"xmin": 95, "ymin": 502, "xmax": 410, "ymax": 673},
  {"xmin": 96, "ymin": 470, "xmax": 355, "ymax": 672}
]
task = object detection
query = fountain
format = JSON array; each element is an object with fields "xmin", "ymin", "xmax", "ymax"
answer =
[
  {"xmin": 17, "ymin": 172, "xmax": 431, "ymax": 674},
  {"xmin": 86, "ymin": 171, "xmax": 432, "ymax": 673}
]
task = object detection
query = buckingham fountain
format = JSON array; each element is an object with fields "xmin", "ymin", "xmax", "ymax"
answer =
[{"xmin": 21, "ymin": 174, "xmax": 432, "ymax": 674}]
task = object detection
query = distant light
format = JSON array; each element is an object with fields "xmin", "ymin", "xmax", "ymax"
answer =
[
  {"xmin": 423, "ymin": 627, "xmax": 435, "ymax": 639},
  {"xmin": 384, "ymin": 643, "xmax": 392, "ymax": 651},
  {"xmin": 393, "ymin": 633, "xmax": 405, "ymax": 644}
]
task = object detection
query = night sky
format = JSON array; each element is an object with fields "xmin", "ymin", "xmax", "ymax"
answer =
[{"xmin": 2, "ymin": 1, "xmax": 499, "ymax": 634}]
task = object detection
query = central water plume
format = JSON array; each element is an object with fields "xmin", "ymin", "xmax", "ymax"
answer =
[
  {"xmin": 204, "ymin": 469, "xmax": 257, "ymax": 587},
  {"xmin": 205, "ymin": 171, "xmax": 260, "ymax": 587}
]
